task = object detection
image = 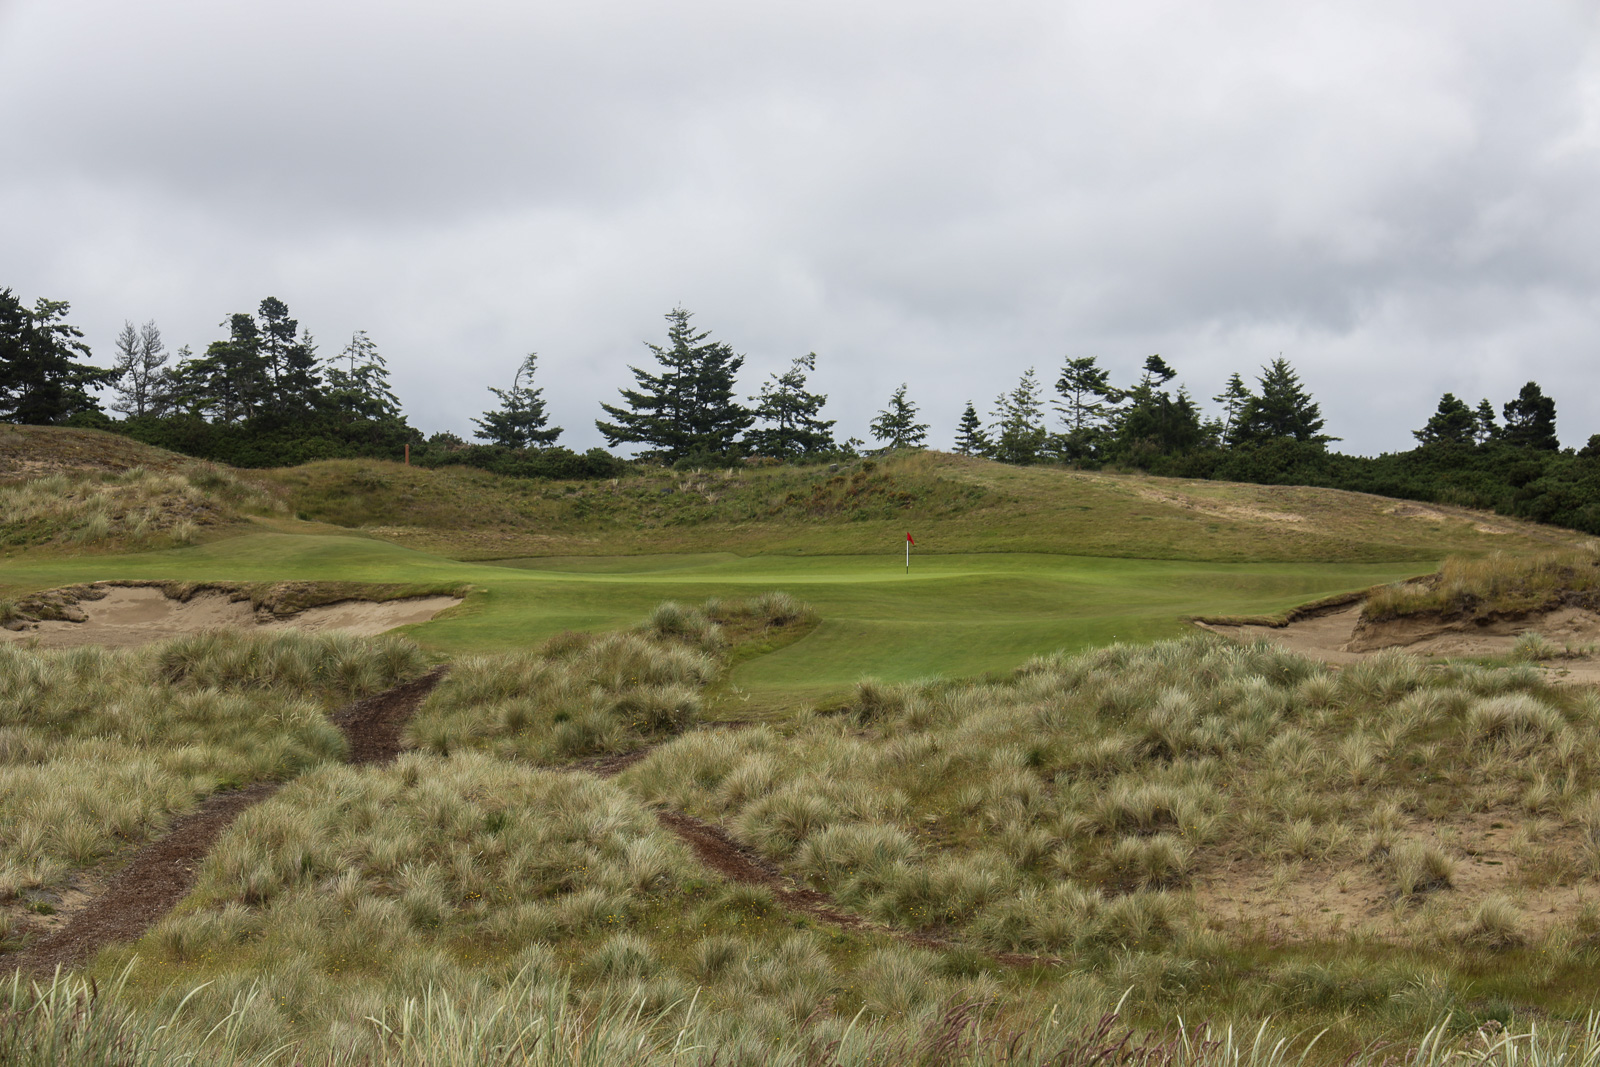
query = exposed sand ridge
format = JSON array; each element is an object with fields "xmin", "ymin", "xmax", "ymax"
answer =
[
  {"xmin": 1, "ymin": 581, "xmax": 463, "ymax": 648},
  {"xmin": 1198, "ymin": 597, "xmax": 1600, "ymax": 683}
]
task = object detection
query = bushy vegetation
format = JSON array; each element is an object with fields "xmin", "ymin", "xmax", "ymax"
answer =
[
  {"xmin": 1365, "ymin": 548, "xmax": 1600, "ymax": 621},
  {"xmin": 0, "ymin": 632, "xmax": 427, "ymax": 938},
  {"xmin": 413, "ymin": 442, "xmax": 629, "ymax": 480}
]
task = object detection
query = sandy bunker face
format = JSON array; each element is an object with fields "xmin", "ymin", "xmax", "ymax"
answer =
[
  {"xmin": 1, "ymin": 587, "xmax": 462, "ymax": 649},
  {"xmin": 1199, "ymin": 603, "xmax": 1600, "ymax": 683}
]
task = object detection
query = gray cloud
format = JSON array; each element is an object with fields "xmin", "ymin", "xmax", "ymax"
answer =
[{"xmin": 3, "ymin": 0, "xmax": 1598, "ymax": 457}]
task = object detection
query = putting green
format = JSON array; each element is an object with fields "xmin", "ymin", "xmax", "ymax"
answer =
[{"xmin": 4, "ymin": 529, "xmax": 1423, "ymax": 705}]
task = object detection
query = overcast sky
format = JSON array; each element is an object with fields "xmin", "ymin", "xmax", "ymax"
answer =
[{"xmin": 3, "ymin": 0, "xmax": 1598, "ymax": 455}]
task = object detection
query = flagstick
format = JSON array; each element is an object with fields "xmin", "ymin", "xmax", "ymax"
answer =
[{"xmin": 905, "ymin": 537, "xmax": 909, "ymax": 574}]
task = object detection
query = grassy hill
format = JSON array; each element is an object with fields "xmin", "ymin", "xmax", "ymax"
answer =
[{"xmin": 262, "ymin": 449, "xmax": 1575, "ymax": 562}]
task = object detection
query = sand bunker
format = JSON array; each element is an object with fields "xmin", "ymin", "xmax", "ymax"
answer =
[
  {"xmin": 1, "ymin": 586, "xmax": 461, "ymax": 649},
  {"xmin": 1199, "ymin": 603, "xmax": 1600, "ymax": 683}
]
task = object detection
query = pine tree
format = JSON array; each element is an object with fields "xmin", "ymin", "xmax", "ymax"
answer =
[
  {"xmin": 186, "ymin": 313, "xmax": 268, "ymax": 423},
  {"xmin": 110, "ymin": 320, "xmax": 170, "ymax": 418},
  {"xmin": 474, "ymin": 353, "xmax": 561, "ymax": 448},
  {"xmin": 1053, "ymin": 356, "xmax": 1118, "ymax": 432},
  {"xmin": 281, "ymin": 327, "xmax": 322, "ymax": 414},
  {"xmin": 0, "ymin": 289, "xmax": 116, "ymax": 424},
  {"xmin": 745, "ymin": 352, "xmax": 836, "ymax": 457},
  {"xmin": 869, "ymin": 384, "xmax": 929, "ymax": 450},
  {"xmin": 1212, "ymin": 372, "xmax": 1251, "ymax": 438},
  {"xmin": 1501, "ymin": 382, "xmax": 1558, "ymax": 451},
  {"xmin": 596, "ymin": 308, "xmax": 752, "ymax": 461},
  {"xmin": 1474, "ymin": 399, "xmax": 1499, "ymax": 444},
  {"xmin": 991, "ymin": 368, "xmax": 1048, "ymax": 465},
  {"xmin": 953, "ymin": 400, "xmax": 989, "ymax": 456},
  {"xmin": 1139, "ymin": 354, "xmax": 1177, "ymax": 390},
  {"xmin": 1109, "ymin": 358, "xmax": 1206, "ymax": 459},
  {"xmin": 1228, "ymin": 358, "xmax": 1331, "ymax": 446},
  {"xmin": 1413, "ymin": 393, "xmax": 1477, "ymax": 446},
  {"xmin": 257, "ymin": 298, "xmax": 294, "ymax": 407},
  {"xmin": 250, "ymin": 298, "xmax": 321, "ymax": 416},
  {"xmin": 325, "ymin": 330, "xmax": 402, "ymax": 422}
]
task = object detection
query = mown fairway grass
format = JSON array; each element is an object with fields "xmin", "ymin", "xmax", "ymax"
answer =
[{"xmin": 0, "ymin": 528, "xmax": 1421, "ymax": 707}]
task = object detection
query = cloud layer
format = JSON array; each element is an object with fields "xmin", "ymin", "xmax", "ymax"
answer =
[{"xmin": 3, "ymin": 0, "xmax": 1598, "ymax": 453}]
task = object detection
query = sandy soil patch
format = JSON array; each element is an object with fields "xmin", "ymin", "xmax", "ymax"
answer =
[
  {"xmin": 1132, "ymin": 486, "xmax": 1306, "ymax": 525},
  {"xmin": 1199, "ymin": 604, "xmax": 1600, "ymax": 683},
  {"xmin": 1199, "ymin": 605, "xmax": 1368, "ymax": 665},
  {"xmin": 1, "ymin": 586, "xmax": 461, "ymax": 649},
  {"xmin": 1195, "ymin": 812, "xmax": 1596, "ymax": 942}
]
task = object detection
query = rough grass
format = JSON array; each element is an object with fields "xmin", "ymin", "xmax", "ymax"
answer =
[
  {"xmin": 6, "ymin": 608, "xmax": 1600, "ymax": 1060},
  {"xmin": 624, "ymin": 634, "xmax": 1600, "ymax": 976},
  {"xmin": 1364, "ymin": 548, "xmax": 1600, "ymax": 621},
  {"xmin": 31, "ymin": 965, "xmax": 1600, "ymax": 1067},
  {"xmin": 0, "ymin": 424, "xmax": 202, "ymax": 480},
  {"xmin": 95, "ymin": 752, "xmax": 1076, "ymax": 1062}
]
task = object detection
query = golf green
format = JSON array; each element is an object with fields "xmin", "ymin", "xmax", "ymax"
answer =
[{"xmin": 4, "ymin": 530, "xmax": 1423, "ymax": 704}]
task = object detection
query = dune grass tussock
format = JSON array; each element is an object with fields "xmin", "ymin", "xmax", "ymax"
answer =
[
  {"xmin": 0, "ymin": 632, "xmax": 426, "ymax": 931},
  {"xmin": 624, "ymin": 634, "xmax": 1600, "ymax": 956},
  {"xmin": 410, "ymin": 631, "xmax": 713, "ymax": 762},
  {"xmin": 0, "ymin": 465, "xmax": 274, "ymax": 550},
  {"xmin": 1364, "ymin": 548, "xmax": 1600, "ymax": 622},
  {"xmin": 94, "ymin": 752, "xmax": 1089, "ymax": 1061},
  {"xmin": 409, "ymin": 595, "xmax": 810, "ymax": 762}
]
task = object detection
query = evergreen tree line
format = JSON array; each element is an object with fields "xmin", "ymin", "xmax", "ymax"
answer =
[{"xmin": 6, "ymin": 287, "xmax": 1600, "ymax": 535}]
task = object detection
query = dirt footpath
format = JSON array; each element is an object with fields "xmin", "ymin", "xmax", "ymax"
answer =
[{"xmin": 1, "ymin": 667, "xmax": 447, "ymax": 975}]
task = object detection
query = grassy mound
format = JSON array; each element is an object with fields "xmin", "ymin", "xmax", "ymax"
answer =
[
  {"xmin": 0, "ymin": 425, "xmax": 203, "ymax": 479},
  {"xmin": 0, "ymin": 466, "xmax": 274, "ymax": 553},
  {"xmin": 1365, "ymin": 548, "xmax": 1600, "ymax": 622},
  {"xmin": 410, "ymin": 594, "xmax": 815, "ymax": 761},
  {"xmin": 626, "ymin": 637, "xmax": 1600, "ymax": 956}
]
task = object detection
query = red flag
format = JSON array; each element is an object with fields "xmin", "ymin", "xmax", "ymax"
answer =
[{"xmin": 905, "ymin": 533, "xmax": 915, "ymax": 545}]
